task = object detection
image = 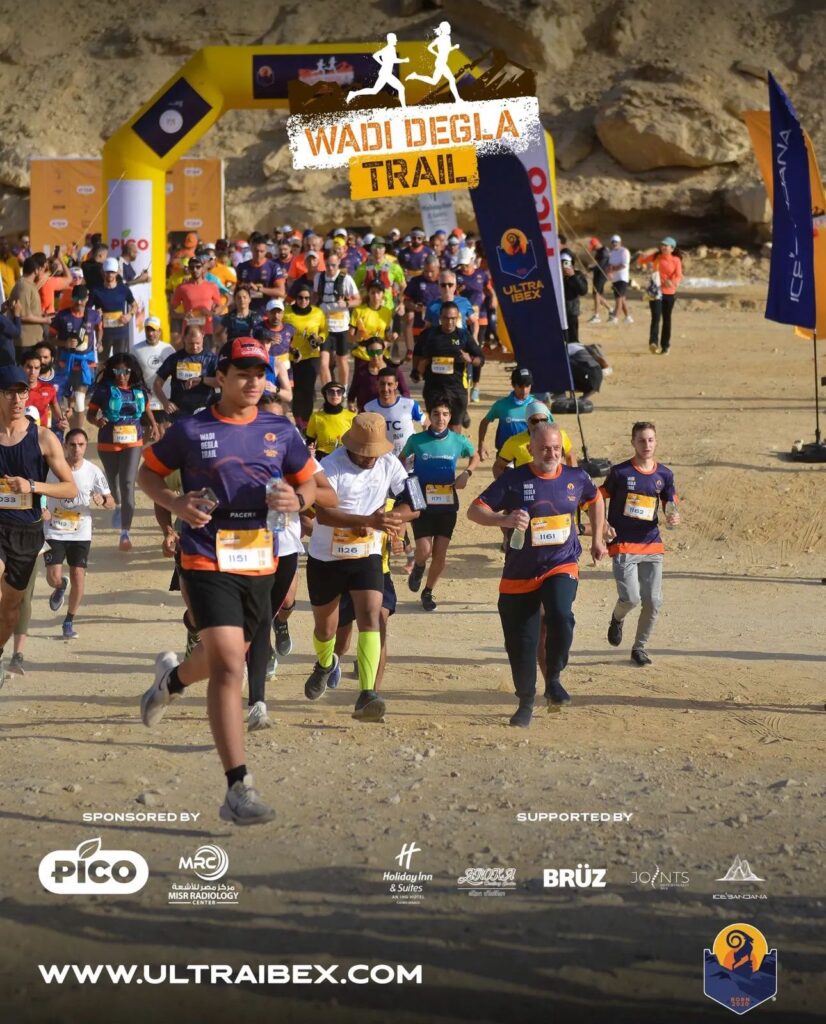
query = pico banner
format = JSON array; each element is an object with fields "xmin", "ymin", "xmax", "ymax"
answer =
[
  {"xmin": 471, "ymin": 150, "xmax": 572, "ymax": 393},
  {"xmin": 765, "ymin": 73, "xmax": 816, "ymax": 330}
]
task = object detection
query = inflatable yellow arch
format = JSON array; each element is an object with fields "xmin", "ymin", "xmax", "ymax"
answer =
[{"xmin": 102, "ymin": 42, "xmax": 474, "ymax": 340}]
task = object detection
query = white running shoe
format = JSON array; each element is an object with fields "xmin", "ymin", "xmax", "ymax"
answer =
[
  {"xmin": 587, "ymin": 315, "xmax": 601, "ymax": 323},
  {"xmin": 140, "ymin": 651, "xmax": 181, "ymax": 727},
  {"xmin": 219, "ymin": 773, "xmax": 275, "ymax": 826},
  {"xmin": 248, "ymin": 701, "xmax": 272, "ymax": 732},
  {"xmin": 624, "ymin": 315, "xmax": 635, "ymax": 324},
  {"xmin": 266, "ymin": 654, "xmax": 278, "ymax": 680}
]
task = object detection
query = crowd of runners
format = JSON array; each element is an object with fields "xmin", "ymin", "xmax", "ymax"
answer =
[{"xmin": 0, "ymin": 225, "xmax": 680, "ymax": 825}]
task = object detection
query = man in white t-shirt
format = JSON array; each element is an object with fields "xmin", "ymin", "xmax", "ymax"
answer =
[
  {"xmin": 303, "ymin": 413, "xmax": 418, "ymax": 722},
  {"xmin": 314, "ymin": 252, "xmax": 360, "ymax": 389},
  {"xmin": 364, "ymin": 368, "xmax": 424, "ymax": 456},
  {"xmin": 134, "ymin": 316, "xmax": 175, "ymax": 434},
  {"xmin": 43, "ymin": 429, "xmax": 115, "ymax": 639},
  {"xmin": 607, "ymin": 234, "xmax": 633, "ymax": 324}
]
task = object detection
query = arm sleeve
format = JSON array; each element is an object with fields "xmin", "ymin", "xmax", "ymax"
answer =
[
  {"xmin": 475, "ymin": 474, "xmax": 509, "ymax": 512},
  {"xmin": 156, "ymin": 352, "xmax": 176, "ymax": 381},
  {"xmin": 484, "ymin": 398, "xmax": 502, "ymax": 423},
  {"xmin": 461, "ymin": 435, "xmax": 476, "ymax": 458},
  {"xmin": 599, "ymin": 467, "xmax": 616, "ymax": 500},
  {"xmin": 579, "ymin": 472, "xmax": 598, "ymax": 506},
  {"xmin": 94, "ymin": 467, "xmax": 112, "ymax": 494},
  {"xmin": 282, "ymin": 425, "xmax": 317, "ymax": 485},
  {"xmin": 125, "ymin": 287, "xmax": 135, "ymax": 306},
  {"xmin": 661, "ymin": 468, "xmax": 678, "ymax": 504},
  {"xmin": 142, "ymin": 423, "xmax": 184, "ymax": 476},
  {"xmin": 388, "ymin": 456, "xmax": 410, "ymax": 497}
]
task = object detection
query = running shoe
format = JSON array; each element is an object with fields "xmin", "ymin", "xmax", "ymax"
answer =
[
  {"xmin": 266, "ymin": 653, "xmax": 278, "ymax": 680},
  {"xmin": 607, "ymin": 313, "xmax": 617, "ymax": 323},
  {"xmin": 509, "ymin": 700, "xmax": 533, "ymax": 728},
  {"xmin": 352, "ymin": 689, "xmax": 386, "ymax": 722},
  {"xmin": 631, "ymin": 648, "xmax": 652, "ymax": 666},
  {"xmin": 545, "ymin": 679, "xmax": 571, "ymax": 706},
  {"xmin": 247, "ymin": 701, "xmax": 272, "ymax": 732},
  {"xmin": 649, "ymin": 342, "xmax": 661, "ymax": 354},
  {"xmin": 274, "ymin": 619, "xmax": 293, "ymax": 657},
  {"xmin": 49, "ymin": 577, "xmax": 68, "ymax": 612},
  {"xmin": 421, "ymin": 588, "xmax": 437, "ymax": 612},
  {"xmin": 624, "ymin": 315, "xmax": 634, "ymax": 324},
  {"xmin": 140, "ymin": 651, "xmax": 181, "ymax": 727},
  {"xmin": 8, "ymin": 652, "xmax": 25, "ymax": 676},
  {"xmin": 587, "ymin": 315, "xmax": 601, "ymax": 323},
  {"xmin": 119, "ymin": 531, "xmax": 132, "ymax": 552},
  {"xmin": 470, "ymin": 387, "xmax": 480, "ymax": 403},
  {"xmin": 111, "ymin": 507, "xmax": 122, "ymax": 529},
  {"xmin": 304, "ymin": 654, "xmax": 339, "ymax": 700},
  {"xmin": 408, "ymin": 563, "xmax": 425, "ymax": 593},
  {"xmin": 62, "ymin": 620, "xmax": 78, "ymax": 640},
  {"xmin": 660, "ymin": 348, "xmax": 670, "ymax": 355},
  {"xmin": 219, "ymin": 773, "xmax": 275, "ymax": 826},
  {"xmin": 607, "ymin": 616, "xmax": 623, "ymax": 647},
  {"xmin": 327, "ymin": 658, "xmax": 342, "ymax": 689}
]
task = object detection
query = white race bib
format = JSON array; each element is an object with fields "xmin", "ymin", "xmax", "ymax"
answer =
[
  {"xmin": 215, "ymin": 529, "xmax": 274, "ymax": 572},
  {"xmin": 425, "ymin": 483, "xmax": 454, "ymax": 507},
  {"xmin": 431, "ymin": 356, "xmax": 454, "ymax": 375},
  {"xmin": 530, "ymin": 514, "xmax": 571, "ymax": 547}
]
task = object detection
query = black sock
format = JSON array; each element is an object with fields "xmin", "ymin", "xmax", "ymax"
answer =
[
  {"xmin": 167, "ymin": 666, "xmax": 185, "ymax": 695},
  {"xmin": 64, "ymin": 612, "xmax": 74, "ymax": 623},
  {"xmin": 226, "ymin": 764, "xmax": 247, "ymax": 788}
]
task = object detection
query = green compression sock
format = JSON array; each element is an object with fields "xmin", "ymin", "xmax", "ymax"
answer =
[
  {"xmin": 356, "ymin": 630, "xmax": 381, "ymax": 691},
  {"xmin": 312, "ymin": 633, "xmax": 335, "ymax": 669}
]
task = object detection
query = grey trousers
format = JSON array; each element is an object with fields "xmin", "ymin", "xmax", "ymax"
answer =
[{"xmin": 611, "ymin": 553, "xmax": 663, "ymax": 650}]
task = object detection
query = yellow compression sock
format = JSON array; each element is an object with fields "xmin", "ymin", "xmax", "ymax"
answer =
[
  {"xmin": 356, "ymin": 630, "xmax": 381, "ymax": 691},
  {"xmin": 313, "ymin": 633, "xmax": 335, "ymax": 669}
]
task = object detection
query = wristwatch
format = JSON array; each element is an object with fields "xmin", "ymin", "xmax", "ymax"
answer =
[
  {"xmin": 296, "ymin": 493, "xmax": 306, "ymax": 511},
  {"xmin": 464, "ymin": 469, "xmax": 473, "ymax": 477}
]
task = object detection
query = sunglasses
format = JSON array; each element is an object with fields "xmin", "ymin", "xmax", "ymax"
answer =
[
  {"xmin": 440, "ymin": 282, "xmax": 456, "ymax": 288},
  {"xmin": 367, "ymin": 349, "xmax": 384, "ymax": 356},
  {"xmin": 296, "ymin": 294, "xmax": 311, "ymax": 300},
  {"xmin": 112, "ymin": 367, "xmax": 131, "ymax": 375},
  {"xmin": 325, "ymin": 387, "xmax": 344, "ymax": 394}
]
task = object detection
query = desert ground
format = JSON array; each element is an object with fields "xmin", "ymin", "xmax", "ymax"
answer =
[{"xmin": 0, "ymin": 289, "xmax": 824, "ymax": 1023}]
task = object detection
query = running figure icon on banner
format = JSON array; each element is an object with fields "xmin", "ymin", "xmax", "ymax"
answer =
[
  {"xmin": 406, "ymin": 21, "xmax": 462, "ymax": 103},
  {"xmin": 346, "ymin": 33, "xmax": 409, "ymax": 108}
]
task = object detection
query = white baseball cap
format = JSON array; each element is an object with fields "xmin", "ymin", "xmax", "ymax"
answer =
[
  {"xmin": 362, "ymin": 232, "xmax": 375, "ymax": 245},
  {"xmin": 333, "ymin": 227, "xmax": 347, "ymax": 238},
  {"xmin": 266, "ymin": 298, "xmax": 285, "ymax": 312},
  {"xmin": 24, "ymin": 405, "xmax": 41, "ymax": 424},
  {"xmin": 103, "ymin": 257, "xmax": 119, "ymax": 272},
  {"xmin": 610, "ymin": 234, "xmax": 621, "ymax": 242},
  {"xmin": 561, "ymin": 254, "xmax": 573, "ymax": 264},
  {"xmin": 457, "ymin": 248, "xmax": 473, "ymax": 264},
  {"xmin": 280, "ymin": 224, "xmax": 293, "ymax": 233},
  {"xmin": 145, "ymin": 315, "xmax": 161, "ymax": 329}
]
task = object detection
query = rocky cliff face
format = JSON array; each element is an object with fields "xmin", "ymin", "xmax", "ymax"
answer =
[{"xmin": 0, "ymin": 0, "xmax": 822, "ymax": 247}]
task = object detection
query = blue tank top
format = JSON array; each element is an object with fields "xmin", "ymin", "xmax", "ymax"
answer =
[{"xmin": 0, "ymin": 420, "xmax": 48, "ymax": 525}]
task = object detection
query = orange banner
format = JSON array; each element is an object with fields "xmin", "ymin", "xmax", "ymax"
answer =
[
  {"xmin": 743, "ymin": 110, "xmax": 826, "ymax": 338},
  {"xmin": 30, "ymin": 158, "xmax": 224, "ymax": 251}
]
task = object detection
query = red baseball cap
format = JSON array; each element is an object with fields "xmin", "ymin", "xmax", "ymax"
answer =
[
  {"xmin": 588, "ymin": 237, "xmax": 601, "ymax": 251},
  {"xmin": 217, "ymin": 337, "xmax": 270, "ymax": 369}
]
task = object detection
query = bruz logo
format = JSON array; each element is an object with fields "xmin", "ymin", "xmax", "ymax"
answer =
[
  {"xmin": 544, "ymin": 864, "xmax": 607, "ymax": 889},
  {"xmin": 39, "ymin": 837, "xmax": 149, "ymax": 895}
]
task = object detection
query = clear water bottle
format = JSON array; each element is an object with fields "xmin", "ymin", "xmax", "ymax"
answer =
[
  {"xmin": 664, "ymin": 500, "xmax": 679, "ymax": 530},
  {"xmin": 509, "ymin": 527, "xmax": 526, "ymax": 550},
  {"xmin": 266, "ymin": 471, "xmax": 287, "ymax": 533}
]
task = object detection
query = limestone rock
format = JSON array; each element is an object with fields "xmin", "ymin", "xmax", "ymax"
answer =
[
  {"xmin": 595, "ymin": 81, "xmax": 750, "ymax": 171},
  {"xmin": 556, "ymin": 126, "xmax": 595, "ymax": 171},
  {"xmin": 725, "ymin": 185, "xmax": 771, "ymax": 225}
]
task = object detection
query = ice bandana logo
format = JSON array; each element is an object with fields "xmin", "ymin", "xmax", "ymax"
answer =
[
  {"xmin": 703, "ymin": 923, "xmax": 778, "ymax": 1014},
  {"xmin": 38, "ymin": 837, "xmax": 149, "ymax": 895}
]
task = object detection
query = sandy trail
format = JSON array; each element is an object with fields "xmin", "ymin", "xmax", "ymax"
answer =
[{"xmin": 0, "ymin": 297, "xmax": 824, "ymax": 1023}]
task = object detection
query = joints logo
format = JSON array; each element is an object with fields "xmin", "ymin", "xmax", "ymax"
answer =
[
  {"xmin": 178, "ymin": 844, "xmax": 228, "ymax": 882},
  {"xmin": 543, "ymin": 863, "xmax": 606, "ymax": 889},
  {"xmin": 395, "ymin": 842, "xmax": 421, "ymax": 870},
  {"xmin": 38, "ymin": 837, "xmax": 148, "ymax": 895},
  {"xmin": 703, "ymin": 923, "xmax": 777, "ymax": 1015},
  {"xmin": 631, "ymin": 864, "xmax": 690, "ymax": 890}
]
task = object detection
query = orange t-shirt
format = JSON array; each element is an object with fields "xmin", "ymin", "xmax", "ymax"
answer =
[
  {"xmin": 638, "ymin": 252, "xmax": 683, "ymax": 295},
  {"xmin": 39, "ymin": 275, "xmax": 72, "ymax": 314}
]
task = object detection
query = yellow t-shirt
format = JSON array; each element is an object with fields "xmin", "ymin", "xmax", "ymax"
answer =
[
  {"xmin": 211, "ymin": 262, "xmax": 237, "ymax": 290},
  {"xmin": 306, "ymin": 408, "xmax": 357, "ymax": 456},
  {"xmin": 0, "ymin": 257, "xmax": 20, "ymax": 300},
  {"xmin": 350, "ymin": 304, "xmax": 393, "ymax": 346},
  {"xmin": 283, "ymin": 305, "xmax": 327, "ymax": 360},
  {"xmin": 498, "ymin": 428, "xmax": 572, "ymax": 465}
]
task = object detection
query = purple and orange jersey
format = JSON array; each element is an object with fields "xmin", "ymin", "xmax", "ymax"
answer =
[{"xmin": 600, "ymin": 459, "xmax": 678, "ymax": 556}]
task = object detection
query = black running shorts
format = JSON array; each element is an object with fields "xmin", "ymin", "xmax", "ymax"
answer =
[
  {"xmin": 412, "ymin": 508, "xmax": 458, "ymax": 541},
  {"xmin": 306, "ymin": 553, "xmax": 384, "ymax": 607},
  {"xmin": 0, "ymin": 522, "xmax": 45, "ymax": 592},
  {"xmin": 180, "ymin": 569, "xmax": 274, "ymax": 640},
  {"xmin": 44, "ymin": 539, "xmax": 92, "ymax": 569},
  {"xmin": 338, "ymin": 572, "xmax": 396, "ymax": 627}
]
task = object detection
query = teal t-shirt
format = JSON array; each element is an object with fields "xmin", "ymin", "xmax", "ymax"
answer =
[
  {"xmin": 484, "ymin": 392, "xmax": 533, "ymax": 449},
  {"xmin": 402, "ymin": 429, "xmax": 475, "ymax": 511}
]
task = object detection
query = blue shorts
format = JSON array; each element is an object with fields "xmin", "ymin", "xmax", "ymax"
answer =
[{"xmin": 338, "ymin": 572, "xmax": 396, "ymax": 627}]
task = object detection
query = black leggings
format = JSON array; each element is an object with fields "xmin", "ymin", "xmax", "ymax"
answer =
[
  {"xmin": 99, "ymin": 447, "xmax": 142, "ymax": 531},
  {"xmin": 247, "ymin": 552, "xmax": 299, "ymax": 706},
  {"xmin": 291, "ymin": 359, "xmax": 318, "ymax": 426},
  {"xmin": 649, "ymin": 294, "xmax": 676, "ymax": 350},
  {"xmin": 497, "ymin": 573, "xmax": 578, "ymax": 700}
]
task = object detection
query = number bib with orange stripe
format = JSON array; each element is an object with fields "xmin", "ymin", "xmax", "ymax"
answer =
[
  {"xmin": 176, "ymin": 362, "xmax": 203, "ymax": 381},
  {"xmin": 530, "ymin": 514, "xmax": 571, "ymax": 546},
  {"xmin": 216, "ymin": 529, "xmax": 274, "ymax": 572},
  {"xmin": 425, "ymin": 484, "xmax": 454, "ymax": 507},
  {"xmin": 624, "ymin": 493, "xmax": 657, "ymax": 521},
  {"xmin": 113, "ymin": 424, "xmax": 138, "ymax": 445},
  {"xmin": 0, "ymin": 480, "xmax": 32, "ymax": 509},
  {"xmin": 431, "ymin": 356, "xmax": 455, "ymax": 375},
  {"xmin": 331, "ymin": 528, "xmax": 374, "ymax": 559}
]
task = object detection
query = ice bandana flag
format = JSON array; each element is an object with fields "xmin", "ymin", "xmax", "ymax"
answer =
[{"xmin": 766, "ymin": 73, "xmax": 816, "ymax": 329}]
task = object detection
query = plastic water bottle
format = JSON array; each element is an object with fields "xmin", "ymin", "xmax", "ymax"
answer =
[
  {"xmin": 266, "ymin": 471, "xmax": 287, "ymax": 533},
  {"xmin": 664, "ymin": 500, "xmax": 679, "ymax": 530},
  {"xmin": 509, "ymin": 527, "xmax": 526, "ymax": 550}
]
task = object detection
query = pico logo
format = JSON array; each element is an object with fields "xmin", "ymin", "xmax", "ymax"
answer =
[
  {"xmin": 38, "ymin": 837, "xmax": 149, "ymax": 895},
  {"xmin": 109, "ymin": 229, "xmax": 150, "ymax": 252}
]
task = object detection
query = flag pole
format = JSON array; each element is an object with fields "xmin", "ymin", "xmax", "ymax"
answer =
[{"xmin": 792, "ymin": 328, "xmax": 826, "ymax": 460}]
